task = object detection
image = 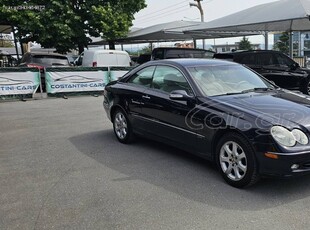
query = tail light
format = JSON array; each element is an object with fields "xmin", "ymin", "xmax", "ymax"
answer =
[{"xmin": 92, "ymin": 62, "xmax": 97, "ymax": 67}]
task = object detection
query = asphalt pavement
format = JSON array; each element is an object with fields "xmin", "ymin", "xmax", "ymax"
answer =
[{"xmin": 1, "ymin": 96, "xmax": 310, "ymax": 230}]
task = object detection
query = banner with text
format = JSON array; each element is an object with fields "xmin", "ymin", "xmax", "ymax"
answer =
[
  {"xmin": 45, "ymin": 67, "xmax": 109, "ymax": 94},
  {"xmin": 0, "ymin": 68, "xmax": 40, "ymax": 95}
]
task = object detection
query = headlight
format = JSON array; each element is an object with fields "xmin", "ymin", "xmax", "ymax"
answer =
[
  {"xmin": 271, "ymin": 126, "xmax": 296, "ymax": 147},
  {"xmin": 292, "ymin": 129, "xmax": 309, "ymax": 145},
  {"xmin": 271, "ymin": 126, "xmax": 309, "ymax": 147}
]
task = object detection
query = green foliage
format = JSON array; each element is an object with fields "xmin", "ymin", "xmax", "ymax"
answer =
[
  {"xmin": 238, "ymin": 37, "xmax": 252, "ymax": 50},
  {"xmin": 140, "ymin": 44, "xmax": 152, "ymax": 54},
  {"xmin": 273, "ymin": 32, "xmax": 289, "ymax": 55},
  {"xmin": 0, "ymin": 0, "xmax": 146, "ymax": 53}
]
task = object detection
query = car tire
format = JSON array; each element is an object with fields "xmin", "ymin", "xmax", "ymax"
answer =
[
  {"xmin": 302, "ymin": 77, "xmax": 310, "ymax": 95},
  {"xmin": 216, "ymin": 132, "xmax": 260, "ymax": 188},
  {"xmin": 112, "ymin": 109, "xmax": 134, "ymax": 144}
]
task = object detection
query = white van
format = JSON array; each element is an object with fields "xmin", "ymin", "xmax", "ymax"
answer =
[{"xmin": 76, "ymin": 49, "xmax": 131, "ymax": 67}]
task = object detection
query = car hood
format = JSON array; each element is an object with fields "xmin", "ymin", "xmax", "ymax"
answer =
[
  {"xmin": 211, "ymin": 90, "xmax": 310, "ymax": 129},
  {"xmin": 299, "ymin": 67, "xmax": 310, "ymax": 73}
]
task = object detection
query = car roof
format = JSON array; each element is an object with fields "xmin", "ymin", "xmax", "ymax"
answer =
[
  {"xmin": 147, "ymin": 58, "xmax": 239, "ymax": 67},
  {"xmin": 83, "ymin": 49, "xmax": 129, "ymax": 54},
  {"xmin": 26, "ymin": 52, "xmax": 67, "ymax": 57},
  {"xmin": 152, "ymin": 47, "xmax": 214, "ymax": 52},
  {"xmin": 215, "ymin": 50, "xmax": 284, "ymax": 56}
]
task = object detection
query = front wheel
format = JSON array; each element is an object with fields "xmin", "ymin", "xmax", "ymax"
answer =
[
  {"xmin": 113, "ymin": 109, "xmax": 134, "ymax": 144},
  {"xmin": 302, "ymin": 77, "xmax": 310, "ymax": 95},
  {"xmin": 216, "ymin": 133, "xmax": 260, "ymax": 188}
]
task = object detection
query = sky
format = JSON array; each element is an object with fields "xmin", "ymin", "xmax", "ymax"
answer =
[{"xmin": 132, "ymin": 0, "xmax": 279, "ymax": 47}]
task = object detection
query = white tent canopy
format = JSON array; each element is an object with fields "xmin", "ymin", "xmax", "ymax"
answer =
[
  {"xmin": 184, "ymin": 0, "xmax": 310, "ymax": 33},
  {"xmin": 116, "ymin": 21, "xmax": 259, "ymax": 43},
  {"xmin": 90, "ymin": 21, "xmax": 259, "ymax": 45}
]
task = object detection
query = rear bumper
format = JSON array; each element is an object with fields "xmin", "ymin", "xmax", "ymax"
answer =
[
  {"xmin": 257, "ymin": 150, "xmax": 310, "ymax": 177},
  {"xmin": 103, "ymin": 94, "xmax": 112, "ymax": 121}
]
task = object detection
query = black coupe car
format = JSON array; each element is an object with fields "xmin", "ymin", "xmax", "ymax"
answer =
[{"xmin": 103, "ymin": 59, "xmax": 310, "ymax": 188}]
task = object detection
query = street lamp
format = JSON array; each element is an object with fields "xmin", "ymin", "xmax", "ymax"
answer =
[
  {"xmin": 189, "ymin": 1, "xmax": 204, "ymax": 22},
  {"xmin": 189, "ymin": 0, "xmax": 205, "ymax": 49}
]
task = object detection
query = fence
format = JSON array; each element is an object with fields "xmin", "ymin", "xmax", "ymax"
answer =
[
  {"xmin": 293, "ymin": 56, "xmax": 307, "ymax": 68},
  {"xmin": 0, "ymin": 67, "xmax": 40, "ymax": 100},
  {"xmin": 0, "ymin": 66, "xmax": 133, "ymax": 100}
]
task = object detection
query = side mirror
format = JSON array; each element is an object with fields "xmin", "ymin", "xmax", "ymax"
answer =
[
  {"xmin": 169, "ymin": 90, "xmax": 193, "ymax": 101},
  {"xmin": 290, "ymin": 62, "xmax": 299, "ymax": 70}
]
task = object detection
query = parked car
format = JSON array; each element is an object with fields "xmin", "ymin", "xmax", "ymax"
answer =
[
  {"xmin": 19, "ymin": 52, "xmax": 70, "ymax": 92},
  {"xmin": 0, "ymin": 51, "xmax": 19, "ymax": 67},
  {"xmin": 103, "ymin": 58, "xmax": 310, "ymax": 188},
  {"xmin": 151, "ymin": 47, "xmax": 215, "ymax": 60},
  {"xmin": 75, "ymin": 49, "xmax": 131, "ymax": 67},
  {"xmin": 214, "ymin": 50, "xmax": 310, "ymax": 95}
]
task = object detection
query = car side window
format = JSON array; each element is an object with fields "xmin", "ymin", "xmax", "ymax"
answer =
[
  {"xmin": 152, "ymin": 66, "xmax": 193, "ymax": 95},
  {"xmin": 255, "ymin": 53, "xmax": 275, "ymax": 66},
  {"xmin": 238, "ymin": 54, "xmax": 255, "ymax": 65},
  {"xmin": 153, "ymin": 49, "xmax": 164, "ymax": 60},
  {"xmin": 274, "ymin": 53, "xmax": 295, "ymax": 67},
  {"xmin": 127, "ymin": 66, "xmax": 155, "ymax": 87}
]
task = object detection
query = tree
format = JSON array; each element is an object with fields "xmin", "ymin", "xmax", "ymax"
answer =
[
  {"xmin": 238, "ymin": 36, "xmax": 252, "ymax": 50},
  {"xmin": 140, "ymin": 44, "xmax": 152, "ymax": 54},
  {"xmin": 0, "ymin": 0, "xmax": 146, "ymax": 53},
  {"xmin": 273, "ymin": 32, "xmax": 289, "ymax": 55}
]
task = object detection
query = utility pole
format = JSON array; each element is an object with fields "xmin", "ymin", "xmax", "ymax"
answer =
[{"xmin": 189, "ymin": 0, "xmax": 205, "ymax": 49}]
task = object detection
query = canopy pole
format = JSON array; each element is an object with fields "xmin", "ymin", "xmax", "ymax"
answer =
[
  {"xmin": 289, "ymin": 31, "xmax": 294, "ymax": 58},
  {"xmin": 264, "ymin": 31, "xmax": 268, "ymax": 50},
  {"xmin": 193, "ymin": 39, "xmax": 197, "ymax": 48}
]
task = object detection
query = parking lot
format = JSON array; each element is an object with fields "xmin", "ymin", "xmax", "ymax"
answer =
[{"xmin": 1, "ymin": 96, "xmax": 310, "ymax": 230}]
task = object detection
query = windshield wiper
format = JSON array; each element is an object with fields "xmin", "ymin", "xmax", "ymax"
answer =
[
  {"xmin": 222, "ymin": 87, "xmax": 274, "ymax": 96},
  {"xmin": 241, "ymin": 87, "xmax": 274, "ymax": 93}
]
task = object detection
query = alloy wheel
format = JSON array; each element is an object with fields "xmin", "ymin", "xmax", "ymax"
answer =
[
  {"xmin": 114, "ymin": 112, "xmax": 128, "ymax": 140},
  {"xmin": 219, "ymin": 141, "xmax": 247, "ymax": 181}
]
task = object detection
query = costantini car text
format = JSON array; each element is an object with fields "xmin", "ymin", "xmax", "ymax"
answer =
[{"xmin": 103, "ymin": 59, "xmax": 310, "ymax": 188}]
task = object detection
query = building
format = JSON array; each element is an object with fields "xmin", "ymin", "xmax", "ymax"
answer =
[
  {"xmin": 212, "ymin": 42, "xmax": 260, "ymax": 53},
  {"xmin": 274, "ymin": 32, "xmax": 310, "ymax": 57}
]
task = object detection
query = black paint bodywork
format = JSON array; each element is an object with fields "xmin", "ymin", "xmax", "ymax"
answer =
[{"xmin": 103, "ymin": 59, "xmax": 310, "ymax": 178}]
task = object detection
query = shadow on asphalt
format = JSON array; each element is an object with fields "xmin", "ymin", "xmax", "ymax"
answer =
[{"xmin": 70, "ymin": 129, "xmax": 310, "ymax": 211}]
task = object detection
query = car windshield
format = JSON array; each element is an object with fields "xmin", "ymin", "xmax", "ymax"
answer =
[
  {"xmin": 32, "ymin": 55, "xmax": 69, "ymax": 66},
  {"xmin": 187, "ymin": 64, "xmax": 274, "ymax": 97}
]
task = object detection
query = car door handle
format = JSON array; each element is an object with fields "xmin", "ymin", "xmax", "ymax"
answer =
[
  {"xmin": 131, "ymin": 99, "xmax": 143, "ymax": 105},
  {"xmin": 142, "ymin": 95, "xmax": 151, "ymax": 99}
]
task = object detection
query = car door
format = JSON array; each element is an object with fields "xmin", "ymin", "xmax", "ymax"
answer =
[
  {"xmin": 254, "ymin": 53, "xmax": 284, "ymax": 86},
  {"xmin": 252, "ymin": 52, "xmax": 308, "ymax": 90},
  {"xmin": 123, "ymin": 66, "xmax": 155, "ymax": 131},
  {"xmin": 237, "ymin": 53, "xmax": 284, "ymax": 86},
  {"xmin": 140, "ymin": 65, "xmax": 198, "ymax": 150},
  {"xmin": 271, "ymin": 53, "xmax": 307, "ymax": 89}
]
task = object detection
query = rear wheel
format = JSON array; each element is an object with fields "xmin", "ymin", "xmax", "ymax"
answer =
[
  {"xmin": 216, "ymin": 133, "xmax": 260, "ymax": 188},
  {"xmin": 113, "ymin": 109, "xmax": 134, "ymax": 144}
]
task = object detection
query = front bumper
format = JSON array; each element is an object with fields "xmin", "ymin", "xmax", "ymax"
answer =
[{"xmin": 257, "ymin": 150, "xmax": 310, "ymax": 177}]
